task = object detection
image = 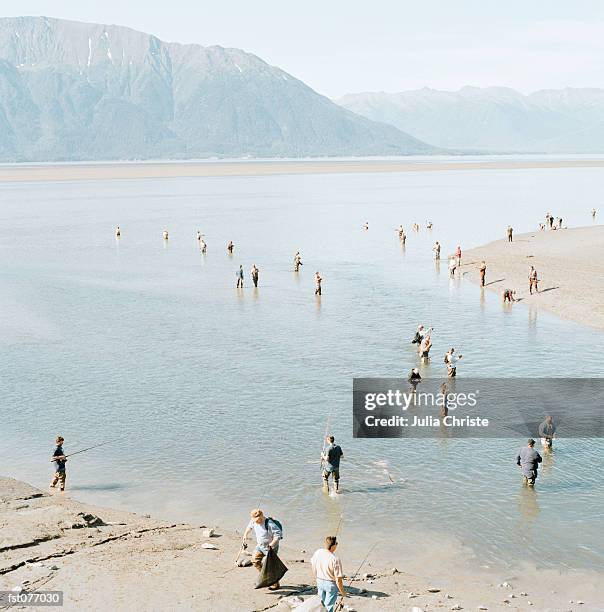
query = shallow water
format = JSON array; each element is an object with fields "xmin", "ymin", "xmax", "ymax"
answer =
[{"xmin": 2, "ymin": 162, "xmax": 603, "ymax": 574}]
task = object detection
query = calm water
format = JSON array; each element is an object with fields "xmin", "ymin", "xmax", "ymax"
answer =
[{"xmin": 2, "ymin": 162, "xmax": 603, "ymax": 575}]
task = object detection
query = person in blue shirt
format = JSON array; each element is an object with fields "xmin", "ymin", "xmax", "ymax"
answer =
[
  {"xmin": 321, "ymin": 436, "xmax": 344, "ymax": 494},
  {"xmin": 50, "ymin": 435, "xmax": 67, "ymax": 492}
]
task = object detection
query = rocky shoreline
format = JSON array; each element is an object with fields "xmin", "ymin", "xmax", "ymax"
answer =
[{"xmin": 1, "ymin": 477, "xmax": 602, "ymax": 611}]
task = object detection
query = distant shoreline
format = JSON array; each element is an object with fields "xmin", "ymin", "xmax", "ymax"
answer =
[
  {"xmin": 463, "ymin": 225, "xmax": 604, "ymax": 331},
  {"xmin": 2, "ymin": 157, "xmax": 604, "ymax": 183}
]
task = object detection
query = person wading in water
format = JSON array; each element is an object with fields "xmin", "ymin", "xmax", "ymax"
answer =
[{"xmin": 321, "ymin": 435, "xmax": 344, "ymax": 494}]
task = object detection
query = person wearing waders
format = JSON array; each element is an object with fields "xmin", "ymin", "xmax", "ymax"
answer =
[
  {"xmin": 293, "ymin": 252, "xmax": 303, "ymax": 272},
  {"xmin": 241, "ymin": 509, "xmax": 283, "ymax": 590},
  {"xmin": 321, "ymin": 435, "xmax": 343, "ymax": 494},
  {"xmin": 315, "ymin": 271, "xmax": 322, "ymax": 296},
  {"xmin": 516, "ymin": 438, "xmax": 542, "ymax": 486}
]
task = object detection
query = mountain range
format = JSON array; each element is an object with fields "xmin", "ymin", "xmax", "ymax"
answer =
[
  {"xmin": 338, "ymin": 86, "xmax": 604, "ymax": 153},
  {"xmin": 0, "ymin": 16, "xmax": 435, "ymax": 162}
]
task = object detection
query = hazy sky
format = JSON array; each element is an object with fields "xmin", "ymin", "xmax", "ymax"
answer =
[{"xmin": 3, "ymin": 1, "xmax": 604, "ymax": 98}]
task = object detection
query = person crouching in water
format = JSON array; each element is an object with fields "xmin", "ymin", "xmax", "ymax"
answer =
[
  {"xmin": 242, "ymin": 509, "xmax": 283, "ymax": 590},
  {"xmin": 50, "ymin": 435, "xmax": 67, "ymax": 492},
  {"xmin": 321, "ymin": 435, "xmax": 343, "ymax": 494},
  {"xmin": 311, "ymin": 536, "xmax": 346, "ymax": 612}
]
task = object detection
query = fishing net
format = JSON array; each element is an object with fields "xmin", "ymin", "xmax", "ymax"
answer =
[{"xmin": 255, "ymin": 547, "xmax": 288, "ymax": 589}]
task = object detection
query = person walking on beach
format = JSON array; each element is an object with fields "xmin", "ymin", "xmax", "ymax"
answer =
[
  {"xmin": 236, "ymin": 265, "xmax": 244, "ymax": 289},
  {"xmin": 592, "ymin": 208, "xmax": 597, "ymax": 220},
  {"xmin": 294, "ymin": 251, "xmax": 303, "ymax": 272},
  {"xmin": 49, "ymin": 436, "xmax": 67, "ymax": 492},
  {"xmin": 445, "ymin": 348, "xmax": 462, "ymax": 377},
  {"xmin": 558, "ymin": 217, "xmax": 563, "ymax": 229},
  {"xmin": 311, "ymin": 536, "xmax": 346, "ymax": 611},
  {"xmin": 251, "ymin": 264, "xmax": 259, "ymax": 288},
  {"xmin": 455, "ymin": 245, "xmax": 462, "ymax": 267},
  {"xmin": 433, "ymin": 241, "xmax": 441, "ymax": 259},
  {"xmin": 315, "ymin": 271, "xmax": 323, "ymax": 296},
  {"xmin": 516, "ymin": 439, "xmax": 542, "ymax": 486},
  {"xmin": 115, "ymin": 225, "xmax": 121, "ymax": 238},
  {"xmin": 538, "ymin": 415, "xmax": 556, "ymax": 450},
  {"xmin": 507, "ymin": 225, "xmax": 513, "ymax": 242},
  {"xmin": 479, "ymin": 260, "xmax": 487, "ymax": 287},
  {"xmin": 227, "ymin": 240, "xmax": 234, "ymax": 254},
  {"xmin": 163, "ymin": 229, "xmax": 169, "ymax": 240},
  {"xmin": 321, "ymin": 435, "xmax": 343, "ymax": 494},
  {"xmin": 529, "ymin": 266, "xmax": 539, "ymax": 294},
  {"xmin": 242, "ymin": 509, "xmax": 283, "ymax": 589}
]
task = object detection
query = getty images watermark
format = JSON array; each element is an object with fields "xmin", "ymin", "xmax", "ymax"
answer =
[{"xmin": 353, "ymin": 378, "xmax": 604, "ymax": 439}]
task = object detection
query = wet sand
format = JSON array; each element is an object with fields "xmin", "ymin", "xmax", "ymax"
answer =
[
  {"xmin": 2, "ymin": 477, "xmax": 602, "ymax": 611},
  {"xmin": 2, "ymin": 158, "xmax": 604, "ymax": 183},
  {"xmin": 463, "ymin": 225, "xmax": 604, "ymax": 330}
]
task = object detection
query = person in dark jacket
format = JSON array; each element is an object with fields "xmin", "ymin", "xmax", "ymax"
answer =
[
  {"xmin": 321, "ymin": 436, "xmax": 343, "ymax": 494},
  {"xmin": 516, "ymin": 439, "xmax": 542, "ymax": 486},
  {"xmin": 50, "ymin": 435, "xmax": 67, "ymax": 492}
]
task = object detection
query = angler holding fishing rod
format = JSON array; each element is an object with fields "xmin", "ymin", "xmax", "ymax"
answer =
[
  {"xmin": 321, "ymin": 435, "xmax": 344, "ymax": 494},
  {"xmin": 49, "ymin": 435, "xmax": 120, "ymax": 492},
  {"xmin": 311, "ymin": 535, "xmax": 346, "ymax": 611}
]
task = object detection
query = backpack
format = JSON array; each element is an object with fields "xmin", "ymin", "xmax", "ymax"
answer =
[{"xmin": 265, "ymin": 517, "xmax": 283, "ymax": 538}]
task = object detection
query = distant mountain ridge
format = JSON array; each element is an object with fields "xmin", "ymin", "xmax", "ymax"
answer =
[
  {"xmin": 0, "ymin": 16, "xmax": 436, "ymax": 162},
  {"xmin": 338, "ymin": 86, "xmax": 604, "ymax": 153}
]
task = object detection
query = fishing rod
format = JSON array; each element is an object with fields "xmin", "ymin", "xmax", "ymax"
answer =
[
  {"xmin": 319, "ymin": 410, "xmax": 334, "ymax": 472},
  {"xmin": 334, "ymin": 543, "xmax": 377, "ymax": 612},
  {"xmin": 51, "ymin": 438, "xmax": 121, "ymax": 461}
]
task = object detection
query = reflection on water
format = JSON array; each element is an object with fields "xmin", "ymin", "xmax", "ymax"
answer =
[{"xmin": 1, "ymin": 166, "xmax": 603, "ymax": 573}]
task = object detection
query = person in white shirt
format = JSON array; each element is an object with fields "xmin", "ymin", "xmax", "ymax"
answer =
[
  {"xmin": 242, "ymin": 509, "xmax": 283, "ymax": 589},
  {"xmin": 311, "ymin": 536, "xmax": 345, "ymax": 611},
  {"xmin": 445, "ymin": 347, "xmax": 463, "ymax": 378}
]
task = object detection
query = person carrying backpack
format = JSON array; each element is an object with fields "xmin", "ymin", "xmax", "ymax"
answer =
[{"xmin": 242, "ymin": 509, "xmax": 284, "ymax": 590}]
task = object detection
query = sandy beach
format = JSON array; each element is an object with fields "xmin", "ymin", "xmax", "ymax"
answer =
[
  {"xmin": 2, "ymin": 158, "xmax": 604, "ymax": 183},
  {"xmin": 1, "ymin": 477, "xmax": 602, "ymax": 611},
  {"xmin": 463, "ymin": 225, "xmax": 604, "ymax": 330}
]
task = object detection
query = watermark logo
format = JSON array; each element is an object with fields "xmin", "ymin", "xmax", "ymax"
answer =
[{"xmin": 353, "ymin": 378, "xmax": 604, "ymax": 439}]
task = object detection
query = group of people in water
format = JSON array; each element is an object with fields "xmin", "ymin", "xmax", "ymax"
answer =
[{"xmin": 410, "ymin": 324, "xmax": 463, "ymax": 378}]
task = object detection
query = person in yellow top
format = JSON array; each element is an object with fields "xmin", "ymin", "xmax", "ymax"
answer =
[{"xmin": 311, "ymin": 536, "xmax": 346, "ymax": 611}]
